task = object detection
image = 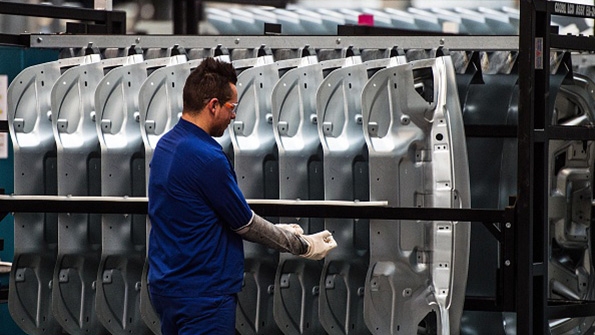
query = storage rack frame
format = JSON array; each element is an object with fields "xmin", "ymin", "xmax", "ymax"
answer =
[
  {"xmin": 1, "ymin": 1, "xmax": 595, "ymax": 333},
  {"xmin": 519, "ymin": 1, "xmax": 595, "ymax": 334}
]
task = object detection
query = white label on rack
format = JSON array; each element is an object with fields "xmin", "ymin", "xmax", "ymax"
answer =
[
  {"xmin": 0, "ymin": 134, "xmax": 7, "ymax": 159},
  {"xmin": 535, "ymin": 37, "xmax": 543, "ymax": 70},
  {"xmin": 553, "ymin": 2, "xmax": 595, "ymax": 18},
  {"xmin": 0, "ymin": 75, "xmax": 6, "ymax": 121}
]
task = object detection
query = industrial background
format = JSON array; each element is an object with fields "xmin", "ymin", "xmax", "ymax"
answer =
[{"xmin": 0, "ymin": 0, "xmax": 594, "ymax": 335}]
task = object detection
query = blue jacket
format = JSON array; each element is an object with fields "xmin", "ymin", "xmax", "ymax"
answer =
[{"xmin": 148, "ymin": 118, "xmax": 253, "ymax": 297}]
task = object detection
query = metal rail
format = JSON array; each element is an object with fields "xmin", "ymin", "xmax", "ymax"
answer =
[
  {"xmin": 24, "ymin": 34, "xmax": 520, "ymax": 51},
  {"xmin": 0, "ymin": 195, "xmax": 505, "ymax": 222}
]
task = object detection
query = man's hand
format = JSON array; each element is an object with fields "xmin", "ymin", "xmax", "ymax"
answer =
[
  {"xmin": 300, "ymin": 230, "xmax": 337, "ymax": 260},
  {"xmin": 275, "ymin": 223, "xmax": 304, "ymax": 235}
]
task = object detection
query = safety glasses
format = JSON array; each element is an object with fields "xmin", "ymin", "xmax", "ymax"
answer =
[{"xmin": 224, "ymin": 102, "xmax": 238, "ymax": 113}]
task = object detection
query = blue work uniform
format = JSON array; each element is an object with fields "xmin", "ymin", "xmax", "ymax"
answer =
[{"xmin": 148, "ymin": 118, "xmax": 253, "ymax": 334}]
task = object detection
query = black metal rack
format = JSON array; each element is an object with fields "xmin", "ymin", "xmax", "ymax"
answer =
[
  {"xmin": 0, "ymin": 35, "xmax": 529, "ymax": 335},
  {"xmin": 0, "ymin": 1, "xmax": 126, "ymax": 35},
  {"xmin": 518, "ymin": 1, "xmax": 595, "ymax": 334},
  {"xmin": 0, "ymin": 195, "xmax": 513, "ymax": 316},
  {"xmin": 2, "ymin": 0, "xmax": 595, "ymax": 333}
]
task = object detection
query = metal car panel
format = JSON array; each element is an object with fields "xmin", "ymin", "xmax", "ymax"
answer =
[
  {"xmin": 361, "ymin": 55, "xmax": 471, "ymax": 335},
  {"xmin": 50, "ymin": 54, "xmax": 132, "ymax": 335},
  {"xmin": 268, "ymin": 56, "xmax": 325, "ymax": 335},
  {"xmin": 7, "ymin": 55, "xmax": 88, "ymax": 335},
  {"xmin": 547, "ymin": 68, "xmax": 595, "ymax": 334},
  {"xmin": 314, "ymin": 54, "xmax": 405, "ymax": 335},
  {"xmin": 231, "ymin": 54, "xmax": 316, "ymax": 335},
  {"xmin": 94, "ymin": 54, "xmax": 185, "ymax": 335},
  {"xmin": 137, "ymin": 56, "xmax": 202, "ymax": 335}
]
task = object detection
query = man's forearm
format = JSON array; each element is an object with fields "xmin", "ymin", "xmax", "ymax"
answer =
[{"xmin": 236, "ymin": 212, "xmax": 309, "ymax": 255}]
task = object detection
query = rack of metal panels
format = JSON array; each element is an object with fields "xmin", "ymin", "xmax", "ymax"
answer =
[
  {"xmin": 1, "ymin": 0, "xmax": 595, "ymax": 333},
  {"xmin": 0, "ymin": 35, "xmax": 516, "ymax": 335}
]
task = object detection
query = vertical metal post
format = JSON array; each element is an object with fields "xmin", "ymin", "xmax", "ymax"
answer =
[
  {"xmin": 187, "ymin": 0, "xmax": 200, "ymax": 35},
  {"xmin": 173, "ymin": 0, "xmax": 200, "ymax": 35},
  {"xmin": 173, "ymin": 0, "xmax": 186, "ymax": 35},
  {"xmin": 517, "ymin": 1, "xmax": 535, "ymax": 334},
  {"xmin": 518, "ymin": 1, "xmax": 550, "ymax": 334}
]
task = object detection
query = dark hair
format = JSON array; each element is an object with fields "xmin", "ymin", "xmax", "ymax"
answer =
[{"xmin": 183, "ymin": 57, "xmax": 237, "ymax": 113}]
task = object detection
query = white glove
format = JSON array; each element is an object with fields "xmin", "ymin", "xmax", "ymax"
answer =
[
  {"xmin": 275, "ymin": 223, "xmax": 304, "ymax": 235},
  {"xmin": 300, "ymin": 230, "xmax": 337, "ymax": 260}
]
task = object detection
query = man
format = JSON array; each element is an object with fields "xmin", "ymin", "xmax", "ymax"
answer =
[{"xmin": 147, "ymin": 57, "xmax": 337, "ymax": 335}]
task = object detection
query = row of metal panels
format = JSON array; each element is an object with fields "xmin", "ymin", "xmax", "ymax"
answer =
[
  {"xmin": 205, "ymin": 5, "xmax": 592, "ymax": 36},
  {"xmin": 5, "ymin": 45, "xmax": 595, "ymax": 335},
  {"xmin": 206, "ymin": 6, "xmax": 518, "ymax": 35}
]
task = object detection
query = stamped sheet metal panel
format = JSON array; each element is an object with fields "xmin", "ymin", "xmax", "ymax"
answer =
[
  {"xmin": 230, "ymin": 54, "xmax": 302, "ymax": 335},
  {"xmin": 231, "ymin": 53, "xmax": 280, "ymax": 199},
  {"xmin": 316, "ymin": 56, "xmax": 369, "ymax": 335},
  {"xmin": 547, "ymin": 71, "xmax": 595, "ymax": 335},
  {"xmin": 7, "ymin": 55, "xmax": 88, "ymax": 335},
  {"xmin": 50, "ymin": 54, "xmax": 132, "ymax": 335},
  {"xmin": 94, "ymin": 55, "xmax": 186, "ymax": 335},
  {"xmin": 268, "ymin": 55, "xmax": 325, "ymax": 335},
  {"xmin": 137, "ymin": 55, "xmax": 202, "ymax": 335},
  {"xmin": 314, "ymin": 55, "xmax": 404, "ymax": 335},
  {"xmin": 548, "ymin": 140, "xmax": 595, "ymax": 334},
  {"xmin": 138, "ymin": 55, "xmax": 195, "ymax": 175},
  {"xmin": 361, "ymin": 55, "xmax": 470, "ymax": 335}
]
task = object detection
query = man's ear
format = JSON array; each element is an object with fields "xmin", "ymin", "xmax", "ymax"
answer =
[{"xmin": 208, "ymin": 98, "xmax": 218, "ymax": 113}]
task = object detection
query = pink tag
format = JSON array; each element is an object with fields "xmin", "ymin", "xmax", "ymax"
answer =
[{"xmin": 358, "ymin": 14, "xmax": 374, "ymax": 26}]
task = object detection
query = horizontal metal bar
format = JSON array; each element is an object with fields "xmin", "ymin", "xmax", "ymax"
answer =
[
  {"xmin": 0, "ymin": 195, "xmax": 148, "ymax": 214},
  {"xmin": 0, "ymin": 287, "xmax": 7, "ymax": 304},
  {"xmin": 548, "ymin": 300, "xmax": 595, "ymax": 319},
  {"xmin": 0, "ymin": 33, "xmax": 31, "ymax": 47},
  {"xmin": 338, "ymin": 24, "xmax": 458, "ymax": 37},
  {"xmin": 551, "ymin": 34, "xmax": 595, "ymax": 52},
  {"xmin": 248, "ymin": 199, "xmax": 389, "ymax": 207},
  {"xmin": 464, "ymin": 297, "xmax": 503, "ymax": 312},
  {"xmin": 0, "ymin": 1, "xmax": 126, "ymax": 23},
  {"xmin": 548, "ymin": 125, "xmax": 595, "ymax": 140},
  {"xmin": 27, "ymin": 34, "xmax": 520, "ymax": 51},
  {"xmin": 250, "ymin": 200, "xmax": 505, "ymax": 222},
  {"xmin": 465, "ymin": 125, "xmax": 518, "ymax": 138},
  {"xmin": 0, "ymin": 195, "xmax": 506, "ymax": 222}
]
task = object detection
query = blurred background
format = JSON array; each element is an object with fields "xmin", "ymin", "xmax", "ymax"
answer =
[{"xmin": 0, "ymin": 0, "xmax": 534, "ymax": 36}]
